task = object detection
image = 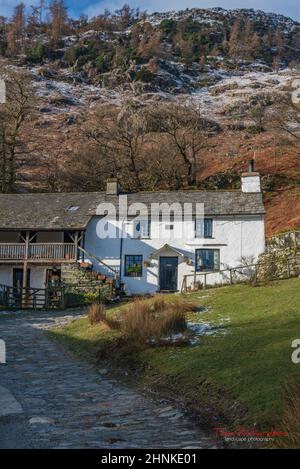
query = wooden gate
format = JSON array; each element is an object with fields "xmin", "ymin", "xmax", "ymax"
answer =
[{"xmin": 0, "ymin": 284, "xmax": 64, "ymax": 310}]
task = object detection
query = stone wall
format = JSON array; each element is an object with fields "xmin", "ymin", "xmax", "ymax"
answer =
[{"xmin": 257, "ymin": 231, "xmax": 300, "ymax": 281}]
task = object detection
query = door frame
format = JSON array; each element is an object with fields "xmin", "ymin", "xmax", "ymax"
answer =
[
  {"xmin": 159, "ymin": 256, "xmax": 178, "ymax": 292},
  {"xmin": 13, "ymin": 268, "xmax": 31, "ymax": 288}
]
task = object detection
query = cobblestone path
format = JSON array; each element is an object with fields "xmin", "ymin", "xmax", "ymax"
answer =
[{"xmin": 0, "ymin": 310, "xmax": 218, "ymax": 449}]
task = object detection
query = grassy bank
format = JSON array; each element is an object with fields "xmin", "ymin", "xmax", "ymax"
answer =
[{"xmin": 48, "ymin": 278, "xmax": 300, "ymax": 445}]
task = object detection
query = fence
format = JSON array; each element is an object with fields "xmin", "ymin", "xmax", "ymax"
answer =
[
  {"xmin": 181, "ymin": 256, "xmax": 300, "ymax": 293},
  {"xmin": 0, "ymin": 281, "xmax": 115, "ymax": 310},
  {"xmin": 0, "ymin": 243, "xmax": 76, "ymax": 261},
  {"xmin": 0, "ymin": 284, "xmax": 64, "ymax": 309}
]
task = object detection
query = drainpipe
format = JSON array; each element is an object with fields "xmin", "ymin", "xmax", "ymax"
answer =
[{"xmin": 119, "ymin": 218, "xmax": 125, "ymax": 289}]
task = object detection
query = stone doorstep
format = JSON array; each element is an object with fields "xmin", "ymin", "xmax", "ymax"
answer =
[{"xmin": 0, "ymin": 386, "xmax": 23, "ymax": 418}]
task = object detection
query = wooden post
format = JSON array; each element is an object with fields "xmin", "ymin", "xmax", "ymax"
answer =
[
  {"xmin": 74, "ymin": 231, "xmax": 79, "ymax": 261},
  {"xmin": 203, "ymin": 274, "xmax": 207, "ymax": 290},
  {"xmin": 230, "ymin": 269, "xmax": 233, "ymax": 285},
  {"xmin": 21, "ymin": 231, "xmax": 30, "ymax": 307},
  {"xmin": 22, "ymin": 231, "xmax": 30, "ymax": 288},
  {"xmin": 193, "ymin": 269, "xmax": 197, "ymax": 291},
  {"xmin": 254, "ymin": 265, "xmax": 257, "ymax": 284}
]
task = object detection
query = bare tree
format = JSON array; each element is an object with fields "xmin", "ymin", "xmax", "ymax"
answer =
[
  {"xmin": 0, "ymin": 71, "xmax": 33, "ymax": 192},
  {"xmin": 7, "ymin": 2, "xmax": 26, "ymax": 55},
  {"xmin": 270, "ymin": 92, "xmax": 300, "ymax": 148},
  {"xmin": 48, "ymin": 0, "xmax": 69, "ymax": 45},
  {"xmin": 85, "ymin": 103, "xmax": 148, "ymax": 191},
  {"xmin": 147, "ymin": 103, "xmax": 209, "ymax": 186}
]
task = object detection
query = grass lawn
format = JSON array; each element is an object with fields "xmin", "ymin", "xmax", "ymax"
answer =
[{"xmin": 48, "ymin": 278, "xmax": 300, "ymax": 440}]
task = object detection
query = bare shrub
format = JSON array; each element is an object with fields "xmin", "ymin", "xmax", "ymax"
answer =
[
  {"xmin": 121, "ymin": 298, "xmax": 153, "ymax": 343},
  {"xmin": 87, "ymin": 303, "xmax": 120, "ymax": 329},
  {"xmin": 156, "ymin": 309, "xmax": 186, "ymax": 336},
  {"xmin": 151, "ymin": 294, "xmax": 167, "ymax": 312},
  {"xmin": 120, "ymin": 297, "xmax": 189, "ymax": 344}
]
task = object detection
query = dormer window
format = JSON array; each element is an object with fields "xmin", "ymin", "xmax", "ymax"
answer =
[{"xmin": 195, "ymin": 218, "xmax": 213, "ymax": 238}]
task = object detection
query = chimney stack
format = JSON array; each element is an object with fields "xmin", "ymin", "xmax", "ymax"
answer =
[
  {"xmin": 241, "ymin": 160, "xmax": 261, "ymax": 193},
  {"xmin": 106, "ymin": 178, "xmax": 120, "ymax": 195}
]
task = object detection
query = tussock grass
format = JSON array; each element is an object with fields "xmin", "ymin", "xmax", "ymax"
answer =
[
  {"xmin": 121, "ymin": 297, "xmax": 187, "ymax": 344},
  {"xmin": 87, "ymin": 303, "xmax": 120, "ymax": 329},
  {"xmin": 88, "ymin": 295, "xmax": 197, "ymax": 346}
]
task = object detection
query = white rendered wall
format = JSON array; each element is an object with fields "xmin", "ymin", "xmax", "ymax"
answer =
[
  {"xmin": 85, "ymin": 214, "xmax": 265, "ymax": 295},
  {"xmin": 30, "ymin": 267, "xmax": 47, "ymax": 289},
  {"xmin": 0, "ymin": 266, "xmax": 47, "ymax": 289}
]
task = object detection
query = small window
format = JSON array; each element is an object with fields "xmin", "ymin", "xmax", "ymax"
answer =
[
  {"xmin": 133, "ymin": 220, "xmax": 150, "ymax": 239},
  {"xmin": 124, "ymin": 255, "xmax": 143, "ymax": 277},
  {"xmin": 195, "ymin": 219, "xmax": 213, "ymax": 238},
  {"xmin": 165, "ymin": 224, "xmax": 174, "ymax": 230},
  {"xmin": 195, "ymin": 249, "xmax": 220, "ymax": 272}
]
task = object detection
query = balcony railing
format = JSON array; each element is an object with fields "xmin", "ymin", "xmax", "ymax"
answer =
[{"xmin": 0, "ymin": 243, "xmax": 76, "ymax": 261}]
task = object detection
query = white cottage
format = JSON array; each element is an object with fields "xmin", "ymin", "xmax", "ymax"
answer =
[{"xmin": 0, "ymin": 162, "xmax": 265, "ymax": 296}]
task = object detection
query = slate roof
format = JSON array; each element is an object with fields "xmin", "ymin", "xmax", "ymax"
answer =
[{"xmin": 0, "ymin": 190, "xmax": 265, "ymax": 230}]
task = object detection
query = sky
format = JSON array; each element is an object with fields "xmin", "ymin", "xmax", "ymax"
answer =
[{"xmin": 1, "ymin": 0, "xmax": 300, "ymax": 21}]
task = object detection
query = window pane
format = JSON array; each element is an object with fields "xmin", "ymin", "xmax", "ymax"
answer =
[
  {"xmin": 204, "ymin": 219, "xmax": 212, "ymax": 238},
  {"xmin": 196, "ymin": 249, "xmax": 220, "ymax": 271},
  {"xmin": 125, "ymin": 255, "xmax": 143, "ymax": 277},
  {"xmin": 195, "ymin": 219, "xmax": 203, "ymax": 238},
  {"xmin": 140, "ymin": 220, "xmax": 150, "ymax": 237},
  {"xmin": 134, "ymin": 220, "xmax": 150, "ymax": 238},
  {"xmin": 195, "ymin": 219, "xmax": 213, "ymax": 238}
]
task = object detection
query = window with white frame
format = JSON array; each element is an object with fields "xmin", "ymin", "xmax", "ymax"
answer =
[
  {"xmin": 195, "ymin": 218, "xmax": 213, "ymax": 238},
  {"xmin": 195, "ymin": 249, "xmax": 220, "ymax": 272},
  {"xmin": 133, "ymin": 219, "xmax": 151, "ymax": 239}
]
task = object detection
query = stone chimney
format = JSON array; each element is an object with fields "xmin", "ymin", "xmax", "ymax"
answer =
[
  {"xmin": 241, "ymin": 159, "xmax": 261, "ymax": 193},
  {"xmin": 106, "ymin": 178, "xmax": 120, "ymax": 195}
]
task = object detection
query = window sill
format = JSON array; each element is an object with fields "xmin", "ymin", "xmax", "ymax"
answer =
[
  {"xmin": 196, "ymin": 270, "xmax": 220, "ymax": 273},
  {"xmin": 186, "ymin": 240, "xmax": 226, "ymax": 246},
  {"xmin": 124, "ymin": 276, "xmax": 143, "ymax": 278}
]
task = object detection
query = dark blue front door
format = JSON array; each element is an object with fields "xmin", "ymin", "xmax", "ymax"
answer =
[{"xmin": 159, "ymin": 257, "xmax": 178, "ymax": 291}]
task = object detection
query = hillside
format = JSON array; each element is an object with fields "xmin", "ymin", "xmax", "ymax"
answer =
[{"xmin": 0, "ymin": 6, "xmax": 299, "ymax": 235}]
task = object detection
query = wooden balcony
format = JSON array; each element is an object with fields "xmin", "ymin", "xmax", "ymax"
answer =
[{"xmin": 0, "ymin": 243, "xmax": 76, "ymax": 262}]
